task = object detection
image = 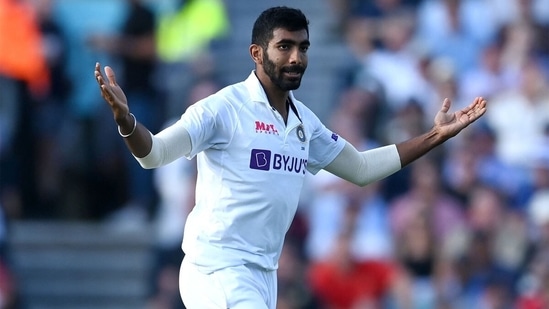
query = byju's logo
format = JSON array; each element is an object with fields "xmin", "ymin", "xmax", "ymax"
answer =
[
  {"xmin": 250, "ymin": 149, "xmax": 271, "ymax": 171},
  {"xmin": 249, "ymin": 149, "xmax": 307, "ymax": 174}
]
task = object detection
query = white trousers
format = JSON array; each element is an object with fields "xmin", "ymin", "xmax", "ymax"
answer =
[{"xmin": 180, "ymin": 258, "xmax": 277, "ymax": 309}]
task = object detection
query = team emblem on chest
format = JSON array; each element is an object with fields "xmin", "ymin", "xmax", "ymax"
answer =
[{"xmin": 296, "ymin": 124, "xmax": 306, "ymax": 143}]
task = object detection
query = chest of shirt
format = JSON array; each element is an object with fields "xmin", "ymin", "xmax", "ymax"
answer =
[{"xmin": 222, "ymin": 102, "xmax": 311, "ymax": 176}]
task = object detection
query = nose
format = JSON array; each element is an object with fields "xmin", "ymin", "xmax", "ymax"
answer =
[{"xmin": 289, "ymin": 47, "xmax": 303, "ymax": 65}]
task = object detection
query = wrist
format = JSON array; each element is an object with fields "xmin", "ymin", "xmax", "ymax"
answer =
[
  {"xmin": 115, "ymin": 112, "xmax": 132, "ymax": 125},
  {"xmin": 427, "ymin": 126, "xmax": 449, "ymax": 146},
  {"xmin": 118, "ymin": 113, "xmax": 137, "ymax": 138}
]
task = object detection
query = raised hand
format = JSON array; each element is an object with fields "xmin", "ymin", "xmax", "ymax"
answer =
[
  {"xmin": 434, "ymin": 97, "xmax": 487, "ymax": 138},
  {"xmin": 94, "ymin": 62, "xmax": 129, "ymax": 122}
]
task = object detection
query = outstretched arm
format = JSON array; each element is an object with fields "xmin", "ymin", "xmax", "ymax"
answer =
[
  {"xmin": 94, "ymin": 62, "xmax": 153, "ymax": 158},
  {"xmin": 325, "ymin": 97, "xmax": 486, "ymax": 186},
  {"xmin": 396, "ymin": 97, "xmax": 486, "ymax": 167}
]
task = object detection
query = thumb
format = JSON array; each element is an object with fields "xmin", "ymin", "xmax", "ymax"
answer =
[
  {"xmin": 104, "ymin": 66, "xmax": 118, "ymax": 86},
  {"xmin": 440, "ymin": 98, "xmax": 452, "ymax": 113}
]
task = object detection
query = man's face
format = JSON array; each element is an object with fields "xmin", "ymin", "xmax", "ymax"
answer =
[{"xmin": 262, "ymin": 28, "xmax": 309, "ymax": 91}]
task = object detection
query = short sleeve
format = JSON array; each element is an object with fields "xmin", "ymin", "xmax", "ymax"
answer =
[
  {"xmin": 179, "ymin": 96, "xmax": 234, "ymax": 159},
  {"xmin": 306, "ymin": 117, "xmax": 346, "ymax": 175}
]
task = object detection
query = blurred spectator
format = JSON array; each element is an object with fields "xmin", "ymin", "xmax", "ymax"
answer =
[
  {"xmin": 467, "ymin": 185, "xmax": 529, "ymax": 273},
  {"xmin": 327, "ymin": 0, "xmax": 421, "ymax": 34},
  {"xmin": 442, "ymin": 124, "xmax": 531, "ymax": 208},
  {"xmin": 389, "ymin": 157, "xmax": 466, "ymax": 244},
  {"xmin": 30, "ymin": 0, "xmax": 73, "ymax": 218},
  {"xmin": 498, "ymin": 21, "xmax": 538, "ymax": 75},
  {"xmin": 331, "ymin": 17, "xmax": 389, "ymax": 141},
  {"xmin": 333, "ymin": 16, "xmax": 378, "ymax": 95},
  {"xmin": 415, "ymin": 0, "xmax": 498, "ymax": 76},
  {"xmin": 308, "ymin": 211, "xmax": 395, "ymax": 309},
  {"xmin": 387, "ymin": 214, "xmax": 440, "ymax": 309},
  {"xmin": 485, "ymin": 58, "xmax": 549, "ymax": 169},
  {"xmin": 88, "ymin": 0, "xmax": 161, "ymax": 222},
  {"xmin": 362, "ymin": 8, "xmax": 430, "ymax": 112},
  {"xmin": 454, "ymin": 230, "xmax": 516, "ymax": 309},
  {"xmin": 154, "ymin": 0, "xmax": 229, "ymax": 119},
  {"xmin": 458, "ymin": 37, "xmax": 520, "ymax": 104}
]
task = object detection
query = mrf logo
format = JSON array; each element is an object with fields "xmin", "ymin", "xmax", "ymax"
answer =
[
  {"xmin": 249, "ymin": 149, "xmax": 307, "ymax": 174},
  {"xmin": 255, "ymin": 121, "xmax": 279, "ymax": 135}
]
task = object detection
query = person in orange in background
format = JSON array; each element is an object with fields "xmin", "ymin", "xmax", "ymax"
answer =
[
  {"xmin": 1, "ymin": 0, "xmax": 50, "ymax": 214},
  {"xmin": 0, "ymin": 0, "xmax": 49, "ymax": 96},
  {"xmin": 1, "ymin": 0, "xmax": 50, "ymax": 218}
]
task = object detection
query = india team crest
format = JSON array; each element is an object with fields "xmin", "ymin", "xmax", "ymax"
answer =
[{"xmin": 296, "ymin": 124, "xmax": 306, "ymax": 143}]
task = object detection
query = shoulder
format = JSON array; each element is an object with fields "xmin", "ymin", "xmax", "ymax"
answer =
[
  {"xmin": 186, "ymin": 81, "xmax": 249, "ymax": 121},
  {"xmin": 198, "ymin": 81, "xmax": 249, "ymax": 110},
  {"xmin": 292, "ymin": 98, "xmax": 320, "ymax": 120},
  {"xmin": 292, "ymin": 98, "xmax": 326, "ymax": 131}
]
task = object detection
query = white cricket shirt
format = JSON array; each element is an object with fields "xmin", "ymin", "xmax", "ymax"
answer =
[{"xmin": 179, "ymin": 72, "xmax": 346, "ymax": 272}]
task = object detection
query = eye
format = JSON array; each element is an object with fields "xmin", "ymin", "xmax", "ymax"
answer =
[
  {"xmin": 278, "ymin": 44, "xmax": 289, "ymax": 50},
  {"xmin": 300, "ymin": 46, "xmax": 309, "ymax": 52}
]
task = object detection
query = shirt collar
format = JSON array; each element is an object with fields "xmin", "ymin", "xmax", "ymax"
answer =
[
  {"xmin": 244, "ymin": 71, "xmax": 269, "ymax": 103},
  {"xmin": 244, "ymin": 70, "xmax": 301, "ymax": 119}
]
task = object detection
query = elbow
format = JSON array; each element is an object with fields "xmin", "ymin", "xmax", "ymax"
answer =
[
  {"xmin": 135, "ymin": 155, "xmax": 161, "ymax": 169},
  {"xmin": 354, "ymin": 158, "xmax": 372, "ymax": 187},
  {"xmin": 343, "ymin": 172, "xmax": 371, "ymax": 187},
  {"xmin": 356, "ymin": 179, "xmax": 372, "ymax": 187},
  {"xmin": 350, "ymin": 169, "xmax": 384, "ymax": 187},
  {"xmin": 139, "ymin": 162, "xmax": 157, "ymax": 170}
]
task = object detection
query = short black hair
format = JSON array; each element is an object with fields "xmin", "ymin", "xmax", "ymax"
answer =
[{"xmin": 251, "ymin": 6, "xmax": 309, "ymax": 48}]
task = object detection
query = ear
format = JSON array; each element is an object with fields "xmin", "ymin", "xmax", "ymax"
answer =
[{"xmin": 250, "ymin": 44, "xmax": 263, "ymax": 65}]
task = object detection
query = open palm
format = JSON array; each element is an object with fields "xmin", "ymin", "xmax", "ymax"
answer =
[
  {"xmin": 94, "ymin": 62, "xmax": 129, "ymax": 121},
  {"xmin": 434, "ymin": 97, "xmax": 487, "ymax": 138}
]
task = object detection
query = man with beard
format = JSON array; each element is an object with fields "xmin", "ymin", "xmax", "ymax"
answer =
[{"xmin": 95, "ymin": 6, "xmax": 486, "ymax": 309}]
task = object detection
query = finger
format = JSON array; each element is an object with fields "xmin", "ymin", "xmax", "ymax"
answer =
[
  {"xmin": 440, "ymin": 98, "xmax": 451, "ymax": 113},
  {"xmin": 472, "ymin": 97, "xmax": 486, "ymax": 113},
  {"xmin": 467, "ymin": 98, "xmax": 487, "ymax": 119},
  {"xmin": 100, "ymin": 84, "xmax": 115, "ymax": 105},
  {"xmin": 479, "ymin": 97, "xmax": 487, "ymax": 109},
  {"xmin": 473, "ymin": 101, "xmax": 487, "ymax": 117},
  {"xmin": 104, "ymin": 66, "xmax": 117, "ymax": 86},
  {"xmin": 95, "ymin": 62, "xmax": 106, "ymax": 86},
  {"xmin": 471, "ymin": 97, "xmax": 483, "ymax": 109},
  {"xmin": 462, "ymin": 97, "xmax": 481, "ymax": 114}
]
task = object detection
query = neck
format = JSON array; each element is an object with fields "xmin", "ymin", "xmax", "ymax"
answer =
[{"xmin": 255, "ymin": 71, "xmax": 289, "ymax": 117}]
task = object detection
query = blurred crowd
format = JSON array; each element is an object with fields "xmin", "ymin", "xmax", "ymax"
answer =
[{"xmin": 1, "ymin": 0, "xmax": 549, "ymax": 308}]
